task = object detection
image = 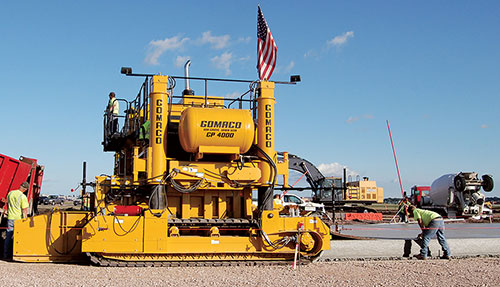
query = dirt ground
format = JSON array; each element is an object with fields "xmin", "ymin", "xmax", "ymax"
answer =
[{"xmin": 0, "ymin": 257, "xmax": 499, "ymax": 287}]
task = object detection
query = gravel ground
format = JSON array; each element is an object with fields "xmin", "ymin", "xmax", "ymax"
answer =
[{"xmin": 1, "ymin": 258, "xmax": 499, "ymax": 287}]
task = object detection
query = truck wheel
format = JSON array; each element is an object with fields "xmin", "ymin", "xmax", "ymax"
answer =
[
  {"xmin": 454, "ymin": 175, "xmax": 466, "ymax": 192},
  {"xmin": 482, "ymin": 175, "xmax": 494, "ymax": 192}
]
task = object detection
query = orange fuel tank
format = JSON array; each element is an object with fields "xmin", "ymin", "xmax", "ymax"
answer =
[{"xmin": 178, "ymin": 107, "xmax": 255, "ymax": 155}]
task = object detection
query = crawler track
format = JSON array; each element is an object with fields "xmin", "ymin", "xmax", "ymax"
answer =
[
  {"xmin": 86, "ymin": 217, "xmax": 326, "ymax": 267},
  {"xmin": 88, "ymin": 253, "xmax": 312, "ymax": 267}
]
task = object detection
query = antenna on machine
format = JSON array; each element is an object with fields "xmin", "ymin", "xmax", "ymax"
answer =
[{"xmin": 387, "ymin": 120, "xmax": 405, "ymax": 198}]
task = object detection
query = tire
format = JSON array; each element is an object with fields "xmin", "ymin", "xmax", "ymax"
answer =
[
  {"xmin": 454, "ymin": 175, "xmax": 466, "ymax": 192},
  {"xmin": 482, "ymin": 174, "xmax": 494, "ymax": 192}
]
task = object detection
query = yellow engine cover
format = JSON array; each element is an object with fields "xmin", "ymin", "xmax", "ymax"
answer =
[{"xmin": 179, "ymin": 107, "xmax": 255, "ymax": 155}]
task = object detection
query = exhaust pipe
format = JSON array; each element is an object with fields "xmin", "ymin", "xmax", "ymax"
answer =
[
  {"xmin": 183, "ymin": 60, "xmax": 194, "ymax": 96},
  {"xmin": 184, "ymin": 60, "xmax": 191, "ymax": 90}
]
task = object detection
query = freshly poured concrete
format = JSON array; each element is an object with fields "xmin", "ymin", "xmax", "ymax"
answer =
[
  {"xmin": 322, "ymin": 222, "xmax": 500, "ymax": 260},
  {"xmin": 323, "ymin": 238, "xmax": 500, "ymax": 260},
  {"xmin": 336, "ymin": 222, "xmax": 500, "ymax": 239}
]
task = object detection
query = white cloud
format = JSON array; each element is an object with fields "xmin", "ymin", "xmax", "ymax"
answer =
[
  {"xmin": 283, "ymin": 61, "xmax": 295, "ymax": 73},
  {"xmin": 481, "ymin": 124, "xmax": 488, "ymax": 129},
  {"xmin": 145, "ymin": 36, "xmax": 189, "ymax": 65},
  {"xmin": 224, "ymin": 92, "xmax": 241, "ymax": 99},
  {"xmin": 346, "ymin": 114, "xmax": 374, "ymax": 124},
  {"xmin": 317, "ymin": 162, "xmax": 358, "ymax": 177},
  {"xmin": 274, "ymin": 61, "xmax": 296, "ymax": 74},
  {"xmin": 200, "ymin": 31, "xmax": 230, "ymax": 49},
  {"xmin": 304, "ymin": 49, "xmax": 318, "ymax": 58},
  {"xmin": 175, "ymin": 56, "xmax": 190, "ymax": 68},
  {"xmin": 239, "ymin": 56, "xmax": 251, "ymax": 62},
  {"xmin": 327, "ymin": 31, "xmax": 354, "ymax": 48},
  {"xmin": 211, "ymin": 52, "xmax": 233, "ymax": 75},
  {"xmin": 237, "ymin": 36, "xmax": 251, "ymax": 44},
  {"xmin": 346, "ymin": 116, "xmax": 360, "ymax": 124},
  {"xmin": 364, "ymin": 114, "xmax": 374, "ymax": 119}
]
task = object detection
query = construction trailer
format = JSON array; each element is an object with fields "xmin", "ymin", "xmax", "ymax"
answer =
[{"xmin": 12, "ymin": 64, "xmax": 330, "ymax": 265}]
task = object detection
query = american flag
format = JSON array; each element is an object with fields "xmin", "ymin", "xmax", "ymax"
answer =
[{"xmin": 257, "ymin": 6, "xmax": 277, "ymax": 81}]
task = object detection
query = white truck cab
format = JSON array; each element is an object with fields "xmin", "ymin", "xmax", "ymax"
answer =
[{"xmin": 283, "ymin": 194, "xmax": 326, "ymax": 214}]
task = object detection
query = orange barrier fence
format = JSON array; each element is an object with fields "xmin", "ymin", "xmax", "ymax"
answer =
[{"xmin": 344, "ymin": 213, "xmax": 383, "ymax": 221}]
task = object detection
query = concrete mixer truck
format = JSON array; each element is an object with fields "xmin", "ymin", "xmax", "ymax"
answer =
[{"xmin": 410, "ymin": 172, "xmax": 494, "ymax": 218}]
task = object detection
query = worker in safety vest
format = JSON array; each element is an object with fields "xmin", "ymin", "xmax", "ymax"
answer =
[
  {"xmin": 273, "ymin": 194, "xmax": 283, "ymax": 211},
  {"xmin": 82, "ymin": 192, "xmax": 91, "ymax": 211},
  {"xmin": 139, "ymin": 120, "xmax": 150, "ymax": 143},
  {"xmin": 408, "ymin": 205, "xmax": 451, "ymax": 260},
  {"xmin": 397, "ymin": 194, "xmax": 410, "ymax": 223},
  {"xmin": 108, "ymin": 92, "xmax": 119, "ymax": 134},
  {"xmin": 2, "ymin": 182, "xmax": 29, "ymax": 260}
]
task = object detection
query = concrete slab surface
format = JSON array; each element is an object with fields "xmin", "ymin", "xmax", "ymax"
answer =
[
  {"xmin": 336, "ymin": 222, "xmax": 500, "ymax": 239},
  {"xmin": 322, "ymin": 238, "xmax": 500, "ymax": 260}
]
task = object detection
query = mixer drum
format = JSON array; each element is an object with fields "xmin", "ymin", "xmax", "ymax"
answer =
[
  {"xmin": 178, "ymin": 107, "xmax": 255, "ymax": 155},
  {"xmin": 430, "ymin": 174, "xmax": 455, "ymax": 207}
]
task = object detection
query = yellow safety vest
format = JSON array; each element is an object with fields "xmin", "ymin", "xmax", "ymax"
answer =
[
  {"xmin": 273, "ymin": 198, "xmax": 283, "ymax": 210},
  {"xmin": 7, "ymin": 189, "xmax": 29, "ymax": 220},
  {"xmin": 108, "ymin": 98, "xmax": 119, "ymax": 115}
]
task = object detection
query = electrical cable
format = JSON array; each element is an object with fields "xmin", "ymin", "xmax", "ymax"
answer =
[
  {"xmin": 203, "ymin": 168, "xmax": 224, "ymax": 180},
  {"xmin": 168, "ymin": 77, "xmax": 176, "ymax": 90},
  {"xmin": 258, "ymin": 226, "xmax": 295, "ymax": 250},
  {"xmin": 147, "ymin": 170, "xmax": 176, "ymax": 217},
  {"xmin": 46, "ymin": 208, "xmax": 94, "ymax": 255},
  {"xmin": 170, "ymin": 177, "xmax": 204, "ymax": 193},
  {"xmin": 112, "ymin": 215, "xmax": 142, "ymax": 236},
  {"xmin": 254, "ymin": 146, "xmax": 277, "ymax": 214},
  {"xmin": 165, "ymin": 168, "xmax": 206, "ymax": 194},
  {"xmin": 252, "ymin": 146, "xmax": 291, "ymax": 250}
]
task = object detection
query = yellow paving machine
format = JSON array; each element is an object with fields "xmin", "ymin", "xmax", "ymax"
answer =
[{"xmin": 12, "ymin": 63, "xmax": 330, "ymax": 266}]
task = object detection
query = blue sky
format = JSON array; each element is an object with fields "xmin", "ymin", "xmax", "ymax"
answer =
[{"xmin": 1, "ymin": 1, "xmax": 498, "ymax": 198}]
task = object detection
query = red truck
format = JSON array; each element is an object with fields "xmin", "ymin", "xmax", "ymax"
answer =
[
  {"xmin": 0, "ymin": 153, "xmax": 44, "ymax": 218},
  {"xmin": 410, "ymin": 185, "xmax": 431, "ymax": 207}
]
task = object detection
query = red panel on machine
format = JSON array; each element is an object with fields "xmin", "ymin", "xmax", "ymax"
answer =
[{"xmin": 113, "ymin": 205, "xmax": 142, "ymax": 216}]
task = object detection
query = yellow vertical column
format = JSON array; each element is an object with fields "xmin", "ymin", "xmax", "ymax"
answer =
[
  {"xmin": 256, "ymin": 81, "xmax": 276, "ymax": 184},
  {"xmin": 204, "ymin": 192, "xmax": 213, "ymax": 219},
  {"xmin": 149, "ymin": 75, "xmax": 169, "ymax": 183},
  {"xmin": 218, "ymin": 193, "xmax": 227, "ymax": 219}
]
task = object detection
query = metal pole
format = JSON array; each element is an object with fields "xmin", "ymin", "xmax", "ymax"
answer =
[
  {"xmin": 81, "ymin": 161, "xmax": 87, "ymax": 210},
  {"xmin": 343, "ymin": 168, "xmax": 347, "ymax": 201},
  {"xmin": 82, "ymin": 161, "xmax": 87, "ymax": 194},
  {"xmin": 387, "ymin": 120, "xmax": 405, "ymax": 197},
  {"xmin": 204, "ymin": 79, "xmax": 208, "ymax": 106}
]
